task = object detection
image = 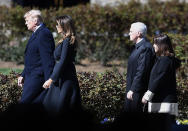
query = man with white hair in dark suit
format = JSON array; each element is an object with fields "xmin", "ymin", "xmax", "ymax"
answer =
[{"xmin": 124, "ymin": 22, "xmax": 155, "ymax": 112}]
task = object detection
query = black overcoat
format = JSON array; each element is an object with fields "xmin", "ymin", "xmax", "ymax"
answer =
[
  {"xmin": 20, "ymin": 24, "xmax": 55, "ymax": 104},
  {"xmin": 148, "ymin": 56, "xmax": 180, "ymax": 103},
  {"xmin": 125, "ymin": 38, "xmax": 155, "ymax": 112},
  {"xmin": 43, "ymin": 38, "xmax": 81, "ymax": 114}
]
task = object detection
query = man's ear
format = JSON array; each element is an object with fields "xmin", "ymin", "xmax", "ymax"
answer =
[
  {"xmin": 137, "ymin": 32, "xmax": 142, "ymax": 37},
  {"xmin": 34, "ymin": 18, "xmax": 39, "ymax": 25}
]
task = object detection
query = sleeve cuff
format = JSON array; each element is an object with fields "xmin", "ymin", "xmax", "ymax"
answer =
[{"xmin": 143, "ymin": 90, "xmax": 154, "ymax": 101}]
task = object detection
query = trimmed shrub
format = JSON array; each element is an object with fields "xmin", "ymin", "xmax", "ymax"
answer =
[
  {"xmin": 1, "ymin": 1, "xmax": 188, "ymax": 65},
  {"xmin": 78, "ymin": 70, "xmax": 126, "ymax": 119},
  {"xmin": 0, "ymin": 72, "xmax": 22, "ymax": 112},
  {"xmin": 0, "ymin": 71, "xmax": 187, "ymax": 120}
]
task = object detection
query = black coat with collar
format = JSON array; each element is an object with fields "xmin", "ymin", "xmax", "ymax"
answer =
[
  {"xmin": 126, "ymin": 38, "xmax": 155, "ymax": 94},
  {"xmin": 22, "ymin": 24, "xmax": 55, "ymax": 80},
  {"xmin": 42, "ymin": 38, "xmax": 81, "ymax": 114},
  {"xmin": 50, "ymin": 37, "xmax": 78, "ymax": 86},
  {"xmin": 148, "ymin": 56, "xmax": 180, "ymax": 103},
  {"xmin": 20, "ymin": 24, "xmax": 55, "ymax": 104}
]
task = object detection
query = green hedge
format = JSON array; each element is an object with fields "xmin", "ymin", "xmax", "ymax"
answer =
[
  {"xmin": 1, "ymin": 0, "xmax": 188, "ymax": 65},
  {"xmin": 0, "ymin": 71, "xmax": 187, "ymax": 120}
]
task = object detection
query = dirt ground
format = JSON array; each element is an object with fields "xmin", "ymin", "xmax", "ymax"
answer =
[{"xmin": 0, "ymin": 59, "xmax": 126, "ymax": 73}]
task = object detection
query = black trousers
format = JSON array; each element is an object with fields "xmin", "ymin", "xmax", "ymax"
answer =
[
  {"xmin": 124, "ymin": 92, "xmax": 144, "ymax": 112},
  {"xmin": 20, "ymin": 74, "xmax": 45, "ymax": 104}
]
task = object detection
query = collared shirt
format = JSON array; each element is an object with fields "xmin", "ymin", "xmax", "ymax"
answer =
[
  {"xmin": 34, "ymin": 23, "xmax": 43, "ymax": 32},
  {"xmin": 135, "ymin": 38, "xmax": 145, "ymax": 49},
  {"xmin": 136, "ymin": 38, "xmax": 144, "ymax": 45}
]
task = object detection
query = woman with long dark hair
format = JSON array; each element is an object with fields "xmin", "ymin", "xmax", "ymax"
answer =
[
  {"xmin": 142, "ymin": 34, "xmax": 181, "ymax": 122},
  {"xmin": 42, "ymin": 15, "xmax": 81, "ymax": 115}
]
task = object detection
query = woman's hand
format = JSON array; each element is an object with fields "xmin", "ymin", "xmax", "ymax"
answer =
[
  {"xmin": 43, "ymin": 79, "xmax": 53, "ymax": 89},
  {"xmin": 142, "ymin": 90, "xmax": 154, "ymax": 104},
  {"xmin": 141, "ymin": 97, "xmax": 148, "ymax": 104}
]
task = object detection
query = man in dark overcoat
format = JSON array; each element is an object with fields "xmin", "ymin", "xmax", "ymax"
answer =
[
  {"xmin": 17, "ymin": 9, "xmax": 55, "ymax": 104},
  {"xmin": 124, "ymin": 22, "xmax": 155, "ymax": 112}
]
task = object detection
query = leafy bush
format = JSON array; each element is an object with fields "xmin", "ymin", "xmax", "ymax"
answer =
[
  {"xmin": 0, "ymin": 72, "xmax": 22, "ymax": 112},
  {"xmin": 177, "ymin": 78, "xmax": 188, "ymax": 119},
  {"xmin": 168, "ymin": 34, "xmax": 188, "ymax": 79},
  {"xmin": 78, "ymin": 70, "xmax": 126, "ymax": 119},
  {"xmin": 0, "ymin": 71, "xmax": 187, "ymax": 120},
  {"xmin": 0, "ymin": 40, "xmax": 27, "ymax": 64},
  {"xmin": 1, "ymin": 1, "xmax": 188, "ymax": 65}
]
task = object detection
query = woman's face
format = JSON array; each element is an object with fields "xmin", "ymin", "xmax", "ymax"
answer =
[
  {"xmin": 153, "ymin": 44, "xmax": 159, "ymax": 53},
  {"xmin": 56, "ymin": 21, "xmax": 63, "ymax": 34}
]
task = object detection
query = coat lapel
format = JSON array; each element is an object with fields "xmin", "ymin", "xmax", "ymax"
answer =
[
  {"xmin": 24, "ymin": 24, "xmax": 45, "ymax": 53},
  {"xmin": 135, "ymin": 38, "xmax": 145, "ymax": 49}
]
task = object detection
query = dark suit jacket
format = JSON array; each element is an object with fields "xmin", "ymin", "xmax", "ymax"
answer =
[
  {"xmin": 20, "ymin": 24, "xmax": 55, "ymax": 104},
  {"xmin": 148, "ymin": 56, "xmax": 180, "ymax": 103},
  {"xmin": 126, "ymin": 38, "xmax": 155, "ymax": 94}
]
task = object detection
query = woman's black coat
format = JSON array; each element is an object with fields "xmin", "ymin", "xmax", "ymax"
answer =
[{"xmin": 148, "ymin": 56, "xmax": 180, "ymax": 103}]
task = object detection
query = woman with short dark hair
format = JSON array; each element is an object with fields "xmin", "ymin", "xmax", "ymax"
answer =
[{"xmin": 142, "ymin": 34, "xmax": 181, "ymax": 122}]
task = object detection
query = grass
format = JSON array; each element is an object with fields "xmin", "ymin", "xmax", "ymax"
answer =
[{"xmin": 0, "ymin": 68, "xmax": 22, "ymax": 75}]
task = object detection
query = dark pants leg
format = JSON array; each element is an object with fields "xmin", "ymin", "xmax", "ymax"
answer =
[
  {"xmin": 20, "ymin": 74, "xmax": 45, "ymax": 104},
  {"xmin": 124, "ymin": 92, "xmax": 143, "ymax": 112}
]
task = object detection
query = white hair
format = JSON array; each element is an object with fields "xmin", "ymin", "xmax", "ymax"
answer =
[
  {"xmin": 24, "ymin": 9, "xmax": 43, "ymax": 23},
  {"xmin": 131, "ymin": 22, "xmax": 147, "ymax": 37}
]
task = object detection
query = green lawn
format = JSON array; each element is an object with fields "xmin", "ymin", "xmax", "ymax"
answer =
[{"xmin": 0, "ymin": 68, "xmax": 22, "ymax": 75}]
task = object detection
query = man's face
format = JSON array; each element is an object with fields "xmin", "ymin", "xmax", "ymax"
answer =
[
  {"xmin": 129, "ymin": 27, "xmax": 139, "ymax": 42},
  {"xmin": 25, "ymin": 16, "xmax": 36, "ymax": 31}
]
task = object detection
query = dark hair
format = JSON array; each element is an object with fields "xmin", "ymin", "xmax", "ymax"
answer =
[
  {"xmin": 56, "ymin": 15, "xmax": 76, "ymax": 44},
  {"xmin": 153, "ymin": 34, "xmax": 174, "ymax": 56}
]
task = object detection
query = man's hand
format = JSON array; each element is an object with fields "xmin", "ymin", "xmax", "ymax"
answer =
[
  {"xmin": 18, "ymin": 76, "xmax": 24, "ymax": 87},
  {"xmin": 43, "ymin": 79, "xmax": 53, "ymax": 89},
  {"xmin": 127, "ymin": 90, "xmax": 134, "ymax": 100}
]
